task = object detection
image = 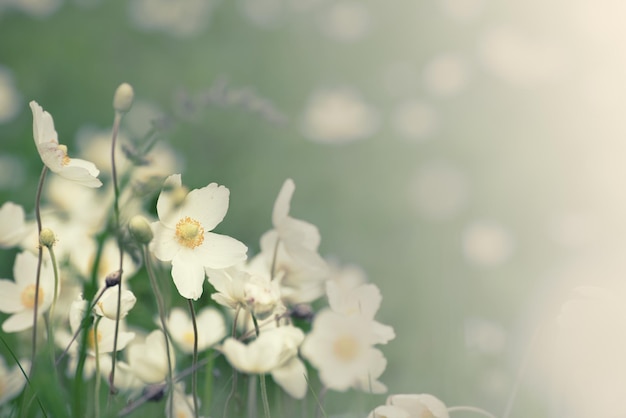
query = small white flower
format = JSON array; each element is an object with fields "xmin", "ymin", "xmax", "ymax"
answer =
[
  {"xmin": 0, "ymin": 251, "xmax": 55, "ymax": 332},
  {"xmin": 0, "ymin": 355, "xmax": 30, "ymax": 405},
  {"xmin": 221, "ymin": 326, "xmax": 307, "ymax": 398},
  {"xmin": 258, "ymin": 179, "xmax": 328, "ymax": 304},
  {"xmin": 301, "ymin": 309, "xmax": 388, "ymax": 393},
  {"xmin": 127, "ymin": 329, "xmax": 176, "ymax": 384},
  {"xmin": 0, "ymin": 202, "xmax": 31, "ymax": 249},
  {"xmin": 93, "ymin": 286, "xmax": 137, "ymax": 320},
  {"xmin": 167, "ymin": 306, "xmax": 226, "ymax": 353},
  {"xmin": 367, "ymin": 394, "xmax": 450, "ymax": 418},
  {"xmin": 29, "ymin": 101, "xmax": 102, "ymax": 188},
  {"xmin": 150, "ymin": 174, "xmax": 248, "ymax": 300}
]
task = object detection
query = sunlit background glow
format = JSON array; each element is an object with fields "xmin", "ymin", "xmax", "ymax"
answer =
[{"xmin": 3, "ymin": 0, "xmax": 626, "ymax": 416}]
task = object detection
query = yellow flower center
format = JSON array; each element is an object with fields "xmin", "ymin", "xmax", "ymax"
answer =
[
  {"xmin": 175, "ymin": 216, "xmax": 205, "ymax": 249},
  {"xmin": 88, "ymin": 328, "xmax": 103, "ymax": 350},
  {"xmin": 333, "ymin": 335, "xmax": 359, "ymax": 362},
  {"xmin": 182, "ymin": 331, "xmax": 195, "ymax": 346},
  {"xmin": 21, "ymin": 284, "xmax": 44, "ymax": 309},
  {"xmin": 57, "ymin": 144, "xmax": 70, "ymax": 166}
]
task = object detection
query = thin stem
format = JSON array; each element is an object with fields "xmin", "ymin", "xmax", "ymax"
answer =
[
  {"xmin": 108, "ymin": 111, "xmax": 125, "ymax": 397},
  {"xmin": 143, "ymin": 246, "xmax": 174, "ymax": 418},
  {"xmin": 47, "ymin": 246, "xmax": 60, "ymax": 323},
  {"xmin": 259, "ymin": 374, "xmax": 270, "ymax": 418},
  {"xmin": 502, "ymin": 325, "xmax": 543, "ymax": 418},
  {"xmin": 187, "ymin": 299, "xmax": 199, "ymax": 418},
  {"xmin": 93, "ymin": 317, "xmax": 102, "ymax": 418},
  {"xmin": 224, "ymin": 306, "xmax": 242, "ymax": 418},
  {"xmin": 247, "ymin": 376, "xmax": 257, "ymax": 418},
  {"xmin": 448, "ymin": 406, "xmax": 499, "ymax": 418},
  {"xmin": 30, "ymin": 166, "xmax": 48, "ymax": 376},
  {"xmin": 270, "ymin": 238, "xmax": 280, "ymax": 280}
]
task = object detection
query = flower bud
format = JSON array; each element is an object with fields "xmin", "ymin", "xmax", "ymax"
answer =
[
  {"xmin": 113, "ymin": 83, "xmax": 134, "ymax": 113},
  {"xmin": 39, "ymin": 228, "xmax": 57, "ymax": 248},
  {"xmin": 129, "ymin": 215, "xmax": 153, "ymax": 244},
  {"xmin": 105, "ymin": 270, "xmax": 122, "ymax": 287}
]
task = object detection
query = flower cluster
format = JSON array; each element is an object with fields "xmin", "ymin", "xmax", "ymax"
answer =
[{"xmin": 0, "ymin": 86, "xmax": 499, "ymax": 418}]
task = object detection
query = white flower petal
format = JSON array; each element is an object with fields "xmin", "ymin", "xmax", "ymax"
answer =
[
  {"xmin": 150, "ymin": 222, "xmax": 179, "ymax": 261},
  {"xmin": 59, "ymin": 158, "xmax": 102, "ymax": 188},
  {"xmin": 171, "ymin": 253, "xmax": 206, "ymax": 300},
  {"xmin": 272, "ymin": 178, "xmax": 295, "ymax": 226},
  {"xmin": 198, "ymin": 232, "xmax": 248, "ymax": 270},
  {"xmin": 2, "ymin": 310, "xmax": 36, "ymax": 333},
  {"xmin": 0, "ymin": 280, "xmax": 23, "ymax": 313},
  {"xmin": 271, "ymin": 357, "xmax": 307, "ymax": 399},
  {"xmin": 184, "ymin": 183, "xmax": 230, "ymax": 231},
  {"xmin": 30, "ymin": 100, "xmax": 57, "ymax": 146}
]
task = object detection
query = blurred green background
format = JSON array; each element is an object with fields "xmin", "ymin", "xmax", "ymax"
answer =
[{"xmin": 3, "ymin": 0, "xmax": 626, "ymax": 416}]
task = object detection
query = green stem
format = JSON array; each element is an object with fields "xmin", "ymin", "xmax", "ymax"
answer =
[
  {"xmin": 93, "ymin": 317, "xmax": 102, "ymax": 418},
  {"xmin": 47, "ymin": 246, "xmax": 60, "ymax": 324},
  {"xmin": 259, "ymin": 374, "xmax": 270, "ymax": 418},
  {"xmin": 108, "ymin": 111, "xmax": 125, "ymax": 400},
  {"xmin": 31, "ymin": 166, "xmax": 48, "ymax": 376},
  {"xmin": 143, "ymin": 246, "xmax": 174, "ymax": 418},
  {"xmin": 187, "ymin": 299, "xmax": 199, "ymax": 418}
]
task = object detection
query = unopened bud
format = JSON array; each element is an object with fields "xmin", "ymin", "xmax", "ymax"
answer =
[
  {"xmin": 39, "ymin": 228, "xmax": 57, "ymax": 248},
  {"xmin": 113, "ymin": 83, "xmax": 134, "ymax": 113},
  {"xmin": 105, "ymin": 270, "xmax": 122, "ymax": 287},
  {"xmin": 129, "ymin": 215, "xmax": 153, "ymax": 244}
]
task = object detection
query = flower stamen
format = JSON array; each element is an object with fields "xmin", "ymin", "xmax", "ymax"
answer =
[
  {"xmin": 21, "ymin": 284, "xmax": 44, "ymax": 309},
  {"xmin": 175, "ymin": 216, "xmax": 205, "ymax": 249},
  {"xmin": 333, "ymin": 335, "xmax": 359, "ymax": 361}
]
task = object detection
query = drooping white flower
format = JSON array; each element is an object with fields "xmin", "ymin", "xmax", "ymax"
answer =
[
  {"xmin": 127, "ymin": 329, "xmax": 176, "ymax": 384},
  {"xmin": 166, "ymin": 382, "xmax": 198, "ymax": 418},
  {"xmin": 93, "ymin": 286, "xmax": 137, "ymax": 320},
  {"xmin": 207, "ymin": 266, "xmax": 283, "ymax": 320},
  {"xmin": 150, "ymin": 174, "xmax": 248, "ymax": 300},
  {"xmin": 0, "ymin": 202, "xmax": 31, "ymax": 249},
  {"xmin": 167, "ymin": 306, "xmax": 226, "ymax": 353},
  {"xmin": 221, "ymin": 326, "xmax": 307, "ymax": 399},
  {"xmin": 258, "ymin": 179, "xmax": 328, "ymax": 304},
  {"xmin": 300, "ymin": 308, "xmax": 388, "ymax": 393},
  {"xmin": 367, "ymin": 394, "xmax": 450, "ymax": 418},
  {"xmin": 0, "ymin": 251, "xmax": 55, "ymax": 332},
  {"xmin": 29, "ymin": 101, "xmax": 102, "ymax": 188},
  {"xmin": 0, "ymin": 355, "xmax": 30, "ymax": 406}
]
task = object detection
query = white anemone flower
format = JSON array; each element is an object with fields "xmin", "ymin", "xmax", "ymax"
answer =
[
  {"xmin": 127, "ymin": 329, "xmax": 176, "ymax": 384},
  {"xmin": 301, "ymin": 308, "xmax": 389, "ymax": 393},
  {"xmin": 167, "ymin": 306, "xmax": 226, "ymax": 353},
  {"xmin": 368, "ymin": 394, "xmax": 450, "ymax": 418},
  {"xmin": 0, "ymin": 202, "xmax": 31, "ymax": 249},
  {"xmin": 221, "ymin": 326, "xmax": 307, "ymax": 399},
  {"xmin": 29, "ymin": 101, "xmax": 102, "ymax": 188},
  {"xmin": 0, "ymin": 355, "xmax": 30, "ymax": 406},
  {"xmin": 258, "ymin": 179, "xmax": 328, "ymax": 304},
  {"xmin": 0, "ymin": 251, "xmax": 55, "ymax": 332},
  {"xmin": 150, "ymin": 174, "xmax": 247, "ymax": 300}
]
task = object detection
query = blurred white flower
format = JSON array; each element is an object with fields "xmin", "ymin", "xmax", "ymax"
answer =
[
  {"xmin": 368, "ymin": 393, "xmax": 450, "ymax": 418},
  {"xmin": 127, "ymin": 329, "xmax": 175, "ymax": 384},
  {"xmin": 0, "ymin": 202, "xmax": 31, "ymax": 249},
  {"xmin": 0, "ymin": 251, "xmax": 55, "ymax": 332},
  {"xmin": 167, "ymin": 306, "xmax": 226, "ymax": 353},
  {"xmin": 462, "ymin": 220, "xmax": 514, "ymax": 267},
  {"xmin": 409, "ymin": 160, "xmax": 469, "ymax": 220},
  {"xmin": 438, "ymin": 0, "xmax": 485, "ymax": 22},
  {"xmin": 166, "ymin": 382, "xmax": 197, "ymax": 418},
  {"xmin": 391, "ymin": 99, "xmax": 439, "ymax": 142},
  {"xmin": 221, "ymin": 325, "xmax": 307, "ymax": 398},
  {"xmin": 98, "ymin": 355, "xmax": 143, "ymax": 393},
  {"xmin": 0, "ymin": 66, "xmax": 22, "ymax": 124},
  {"xmin": 478, "ymin": 25, "xmax": 565, "ymax": 86},
  {"xmin": 5, "ymin": 0, "xmax": 62, "ymax": 17},
  {"xmin": 29, "ymin": 101, "xmax": 102, "ymax": 188},
  {"xmin": 129, "ymin": 0, "xmax": 218, "ymax": 38},
  {"xmin": 150, "ymin": 174, "xmax": 247, "ymax": 300},
  {"xmin": 422, "ymin": 52, "xmax": 471, "ymax": 98},
  {"xmin": 300, "ymin": 87, "xmax": 379, "ymax": 144},
  {"xmin": 319, "ymin": 0, "xmax": 371, "ymax": 43},
  {"xmin": 301, "ymin": 308, "xmax": 389, "ymax": 393},
  {"xmin": 0, "ymin": 355, "xmax": 29, "ymax": 406}
]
